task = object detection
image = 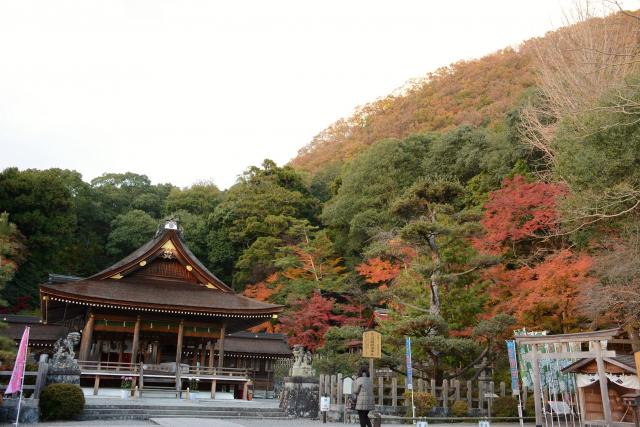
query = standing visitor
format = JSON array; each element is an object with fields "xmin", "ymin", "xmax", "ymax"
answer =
[{"xmin": 353, "ymin": 366, "xmax": 374, "ymax": 427}]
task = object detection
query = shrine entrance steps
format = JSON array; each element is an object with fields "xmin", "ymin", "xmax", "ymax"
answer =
[{"xmin": 78, "ymin": 398, "xmax": 287, "ymax": 421}]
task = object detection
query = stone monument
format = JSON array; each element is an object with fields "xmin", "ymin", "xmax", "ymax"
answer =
[
  {"xmin": 46, "ymin": 332, "xmax": 81, "ymax": 385},
  {"xmin": 280, "ymin": 345, "xmax": 320, "ymax": 418}
]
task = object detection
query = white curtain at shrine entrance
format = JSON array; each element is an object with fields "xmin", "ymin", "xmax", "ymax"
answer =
[{"xmin": 576, "ymin": 373, "xmax": 640, "ymax": 390}]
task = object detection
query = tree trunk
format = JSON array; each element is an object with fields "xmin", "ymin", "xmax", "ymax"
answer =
[{"xmin": 427, "ymin": 234, "xmax": 441, "ymax": 316}]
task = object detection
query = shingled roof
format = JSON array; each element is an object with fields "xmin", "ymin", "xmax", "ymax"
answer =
[{"xmin": 40, "ymin": 221, "xmax": 283, "ymax": 319}]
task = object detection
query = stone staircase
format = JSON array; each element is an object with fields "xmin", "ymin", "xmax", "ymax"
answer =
[{"xmin": 79, "ymin": 402, "xmax": 289, "ymax": 421}]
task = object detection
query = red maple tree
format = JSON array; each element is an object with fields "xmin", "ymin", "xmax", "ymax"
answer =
[
  {"xmin": 475, "ymin": 175, "xmax": 567, "ymax": 254},
  {"xmin": 487, "ymin": 249, "xmax": 592, "ymax": 332},
  {"xmin": 278, "ymin": 292, "xmax": 345, "ymax": 351}
]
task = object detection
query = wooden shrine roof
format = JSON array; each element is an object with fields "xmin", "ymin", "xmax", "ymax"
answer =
[
  {"xmin": 41, "ymin": 277, "xmax": 281, "ymax": 315},
  {"xmin": 217, "ymin": 332, "xmax": 291, "ymax": 356},
  {"xmin": 39, "ymin": 222, "xmax": 283, "ymax": 318},
  {"xmin": 562, "ymin": 354, "xmax": 637, "ymax": 375}
]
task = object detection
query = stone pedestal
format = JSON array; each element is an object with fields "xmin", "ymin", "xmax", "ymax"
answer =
[
  {"xmin": 46, "ymin": 367, "xmax": 81, "ymax": 386},
  {"xmin": 0, "ymin": 398, "xmax": 39, "ymax": 424},
  {"xmin": 280, "ymin": 376, "xmax": 320, "ymax": 419}
]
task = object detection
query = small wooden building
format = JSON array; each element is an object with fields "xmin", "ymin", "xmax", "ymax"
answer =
[
  {"xmin": 38, "ymin": 220, "xmax": 284, "ymax": 398},
  {"xmin": 563, "ymin": 355, "xmax": 639, "ymax": 426}
]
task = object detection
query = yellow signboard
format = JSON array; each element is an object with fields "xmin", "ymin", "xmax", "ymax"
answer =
[{"xmin": 362, "ymin": 330, "xmax": 382, "ymax": 359}]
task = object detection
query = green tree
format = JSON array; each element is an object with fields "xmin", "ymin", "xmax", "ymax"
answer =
[
  {"xmin": 106, "ymin": 210, "xmax": 157, "ymax": 259},
  {"xmin": 0, "ymin": 212, "xmax": 25, "ymax": 353},
  {"xmin": 0, "ymin": 168, "xmax": 84, "ymax": 307},
  {"xmin": 322, "ymin": 135, "xmax": 432, "ymax": 256},
  {"xmin": 165, "ymin": 182, "xmax": 222, "ymax": 216}
]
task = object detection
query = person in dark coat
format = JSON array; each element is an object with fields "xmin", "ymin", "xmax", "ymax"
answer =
[{"xmin": 353, "ymin": 366, "xmax": 374, "ymax": 427}]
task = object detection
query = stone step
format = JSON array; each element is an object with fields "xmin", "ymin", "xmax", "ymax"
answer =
[
  {"xmin": 78, "ymin": 413, "xmax": 290, "ymax": 421},
  {"xmin": 83, "ymin": 409, "xmax": 286, "ymax": 416},
  {"xmin": 85, "ymin": 405, "xmax": 283, "ymax": 412}
]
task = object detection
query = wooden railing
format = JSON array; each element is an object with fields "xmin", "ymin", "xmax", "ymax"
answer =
[
  {"xmin": 77, "ymin": 361, "xmax": 139, "ymax": 375},
  {"xmin": 78, "ymin": 361, "xmax": 249, "ymax": 379}
]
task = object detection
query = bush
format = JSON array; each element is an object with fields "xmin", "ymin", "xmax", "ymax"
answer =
[
  {"xmin": 524, "ymin": 396, "xmax": 535, "ymax": 416},
  {"xmin": 451, "ymin": 400, "xmax": 469, "ymax": 417},
  {"xmin": 39, "ymin": 384, "xmax": 85, "ymax": 421},
  {"xmin": 404, "ymin": 391, "xmax": 437, "ymax": 417},
  {"xmin": 492, "ymin": 395, "xmax": 519, "ymax": 418}
]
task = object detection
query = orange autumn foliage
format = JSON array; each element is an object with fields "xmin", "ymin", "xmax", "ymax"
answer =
[
  {"xmin": 292, "ymin": 48, "xmax": 535, "ymax": 173},
  {"xmin": 487, "ymin": 249, "xmax": 593, "ymax": 332},
  {"xmin": 242, "ymin": 273, "xmax": 282, "ymax": 301},
  {"xmin": 356, "ymin": 257, "xmax": 400, "ymax": 283}
]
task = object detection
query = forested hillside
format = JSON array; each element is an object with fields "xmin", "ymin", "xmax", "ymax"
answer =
[{"xmin": 2, "ymin": 7, "xmax": 640, "ymax": 382}]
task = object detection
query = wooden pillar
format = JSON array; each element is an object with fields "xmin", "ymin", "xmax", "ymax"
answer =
[
  {"xmin": 176, "ymin": 320, "xmax": 184, "ymax": 391},
  {"xmin": 176, "ymin": 319, "xmax": 184, "ymax": 365},
  {"xmin": 211, "ymin": 379, "xmax": 217, "ymax": 399},
  {"xmin": 208, "ymin": 341, "xmax": 215, "ymax": 369},
  {"xmin": 217, "ymin": 323, "xmax": 226, "ymax": 369},
  {"xmin": 199, "ymin": 341, "xmax": 206, "ymax": 368},
  {"xmin": 78, "ymin": 313, "xmax": 95, "ymax": 361},
  {"xmin": 243, "ymin": 381, "xmax": 249, "ymax": 400},
  {"xmin": 131, "ymin": 316, "xmax": 141, "ymax": 365},
  {"xmin": 593, "ymin": 340, "xmax": 613, "ymax": 427},
  {"xmin": 531, "ymin": 343, "xmax": 543, "ymax": 427},
  {"xmin": 93, "ymin": 375, "xmax": 100, "ymax": 396}
]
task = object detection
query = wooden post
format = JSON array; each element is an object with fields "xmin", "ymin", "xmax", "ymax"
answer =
[
  {"xmin": 369, "ymin": 358, "xmax": 375, "ymax": 388},
  {"xmin": 131, "ymin": 315, "xmax": 141, "ymax": 365},
  {"xmin": 208, "ymin": 341, "xmax": 215, "ymax": 369},
  {"xmin": 330, "ymin": 374, "xmax": 336, "ymax": 403},
  {"xmin": 138, "ymin": 362, "xmax": 144, "ymax": 391},
  {"xmin": 593, "ymin": 340, "xmax": 613, "ymax": 427},
  {"xmin": 467, "ymin": 380, "xmax": 473, "ymax": 409},
  {"xmin": 211, "ymin": 379, "xmax": 217, "ymax": 399},
  {"xmin": 93, "ymin": 375, "xmax": 101, "ymax": 396},
  {"xmin": 217, "ymin": 323, "xmax": 226, "ymax": 369},
  {"xmin": 337, "ymin": 373, "xmax": 343, "ymax": 406},
  {"xmin": 34, "ymin": 361, "xmax": 48, "ymax": 399},
  {"xmin": 531, "ymin": 343, "xmax": 543, "ymax": 427},
  {"xmin": 78, "ymin": 313, "xmax": 95, "ymax": 361},
  {"xmin": 176, "ymin": 320, "xmax": 184, "ymax": 391},
  {"xmin": 378, "ymin": 376, "xmax": 384, "ymax": 406},
  {"xmin": 243, "ymin": 381, "xmax": 249, "ymax": 400},
  {"xmin": 443, "ymin": 379, "xmax": 449, "ymax": 409},
  {"xmin": 392, "ymin": 376, "xmax": 398, "ymax": 407}
]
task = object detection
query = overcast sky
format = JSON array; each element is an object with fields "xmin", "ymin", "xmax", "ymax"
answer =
[{"xmin": 0, "ymin": 0, "xmax": 620, "ymax": 189}]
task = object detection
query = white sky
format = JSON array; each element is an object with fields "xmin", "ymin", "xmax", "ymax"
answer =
[{"xmin": 0, "ymin": 0, "xmax": 622, "ymax": 189}]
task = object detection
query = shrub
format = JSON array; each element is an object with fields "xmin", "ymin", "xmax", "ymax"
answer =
[
  {"xmin": 492, "ymin": 395, "xmax": 519, "ymax": 418},
  {"xmin": 404, "ymin": 391, "xmax": 437, "ymax": 417},
  {"xmin": 524, "ymin": 396, "xmax": 535, "ymax": 416},
  {"xmin": 451, "ymin": 400, "xmax": 469, "ymax": 417},
  {"xmin": 39, "ymin": 384, "xmax": 85, "ymax": 421}
]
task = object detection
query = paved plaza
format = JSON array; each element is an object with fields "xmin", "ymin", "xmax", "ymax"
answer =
[{"xmin": 3, "ymin": 421, "xmax": 530, "ymax": 427}]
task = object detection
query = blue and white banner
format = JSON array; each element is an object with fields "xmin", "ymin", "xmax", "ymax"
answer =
[
  {"xmin": 506, "ymin": 340, "xmax": 519, "ymax": 393},
  {"xmin": 405, "ymin": 336, "xmax": 413, "ymax": 390}
]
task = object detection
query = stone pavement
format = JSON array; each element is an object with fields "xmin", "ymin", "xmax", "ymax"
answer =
[{"xmin": 4, "ymin": 420, "xmax": 531, "ymax": 427}]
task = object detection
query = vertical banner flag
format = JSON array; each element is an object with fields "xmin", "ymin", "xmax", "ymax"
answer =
[
  {"xmin": 5, "ymin": 326, "xmax": 30, "ymax": 395},
  {"xmin": 506, "ymin": 340, "xmax": 520, "ymax": 394},
  {"xmin": 405, "ymin": 336, "xmax": 413, "ymax": 390}
]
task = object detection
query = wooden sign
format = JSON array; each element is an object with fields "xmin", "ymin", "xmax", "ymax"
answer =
[{"xmin": 362, "ymin": 330, "xmax": 381, "ymax": 359}]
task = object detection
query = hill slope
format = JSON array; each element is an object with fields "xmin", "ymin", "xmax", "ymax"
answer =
[{"xmin": 291, "ymin": 45, "xmax": 538, "ymax": 173}]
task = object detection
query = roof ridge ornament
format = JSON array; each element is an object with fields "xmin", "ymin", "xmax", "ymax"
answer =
[{"xmin": 156, "ymin": 218, "xmax": 183, "ymax": 238}]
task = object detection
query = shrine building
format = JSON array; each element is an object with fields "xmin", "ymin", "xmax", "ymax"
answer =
[{"xmin": 37, "ymin": 220, "xmax": 284, "ymax": 399}]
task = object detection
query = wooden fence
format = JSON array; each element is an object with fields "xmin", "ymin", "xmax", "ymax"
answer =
[
  {"xmin": 319, "ymin": 373, "xmax": 529, "ymax": 412},
  {"xmin": 0, "ymin": 362, "xmax": 48, "ymax": 399}
]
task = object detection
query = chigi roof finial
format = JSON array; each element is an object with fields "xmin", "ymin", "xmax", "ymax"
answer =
[{"xmin": 156, "ymin": 217, "xmax": 182, "ymax": 237}]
